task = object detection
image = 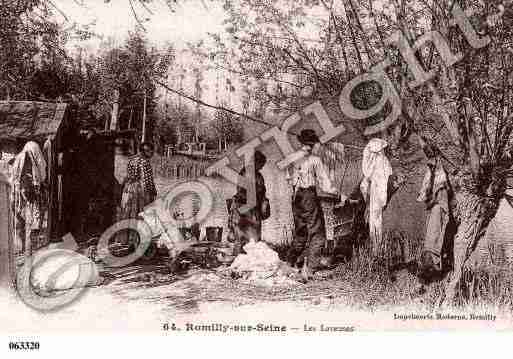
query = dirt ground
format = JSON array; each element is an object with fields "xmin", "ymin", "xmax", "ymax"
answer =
[
  {"xmin": 1, "ymin": 261, "xmax": 413, "ymax": 332},
  {"xmin": 4, "ymin": 250, "xmax": 513, "ymax": 333}
]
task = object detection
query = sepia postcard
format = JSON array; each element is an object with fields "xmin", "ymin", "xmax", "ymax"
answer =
[{"xmin": 1, "ymin": 1, "xmax": 513, "ymax": 352}]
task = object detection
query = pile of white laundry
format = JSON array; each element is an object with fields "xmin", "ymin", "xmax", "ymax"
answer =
[{"xmin": 229, "ymin": 240, "xmax": 299, "ymax": 286}]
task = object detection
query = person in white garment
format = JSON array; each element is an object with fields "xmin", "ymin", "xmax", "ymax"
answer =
[
  {"xmin": 360, "ymin": 138, "xmax": 393, "ymax": 259},
  {"xmin": 10, "ymin": 141, "xmax": 47, "ymax": 257}
]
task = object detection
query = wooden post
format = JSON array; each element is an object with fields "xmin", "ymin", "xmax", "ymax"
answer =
[
  {"xmin": 128, "ymin": 106, "xmax": 133, "ymax": 129},
  {"xmin": 141, "ymin": 89, "xmax": 147, "ymax": 142},
  {"xmin": 111, "ymin": 88, "xmax": 120, "ymax": 131},
  {"xmin": 57, "ymin": 151, "xmax": 63, "ymax": 225},
  {"xmin": 44, "ymin": 136, "xmax": 56, "ymax": 242},
  {"xmin": 177, "ymin": 117, "xmax": 182, "ymax": 147}
]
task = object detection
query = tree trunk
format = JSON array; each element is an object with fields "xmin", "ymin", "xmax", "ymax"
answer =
[
  {"xmin": 110, "ymin": 88, "xmax": 120, "ymax": 131},
  {"xmin": 443, "ymin": 190, "xmax": 498, "ymax": 304}
]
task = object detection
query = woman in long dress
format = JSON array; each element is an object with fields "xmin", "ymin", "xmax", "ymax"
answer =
[
  {"xmin": 10, "ymin": 141, "xmax": 47, "ymax": 256},
  {"xmin": 118, "ymin": 142, "xmax": 157, "ymax": 221},
  {"xmin": 116, "ymin": 142, "xmax": 157, "ymax": 253},
  {"xmin": 227, "ymin": 150, "xmax": 269, "ymax": 255}
]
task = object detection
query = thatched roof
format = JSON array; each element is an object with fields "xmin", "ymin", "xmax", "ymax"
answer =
[{"xmin": 0, "ymin": 101, "xmax": 69, "ymax": 142}]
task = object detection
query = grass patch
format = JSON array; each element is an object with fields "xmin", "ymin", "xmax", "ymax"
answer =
[{"xmin": 267, "ymin": 229, "xmax": 513, "ymax": 312}]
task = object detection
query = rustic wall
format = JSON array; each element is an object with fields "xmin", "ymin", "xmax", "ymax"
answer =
[{"xmin": 0, "ymin": 172, "xmax": 14, "ymax": 290}]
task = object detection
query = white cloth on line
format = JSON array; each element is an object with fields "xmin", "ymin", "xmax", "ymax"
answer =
[
  {"xmin": 10, "ymin": 141, "xmax": 47, "ymax": 187},
  {"xmin": 360, "ymin": 138, "xmax": 392, "ymax": 255}
]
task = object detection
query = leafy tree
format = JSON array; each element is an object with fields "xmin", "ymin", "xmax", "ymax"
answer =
[
  {"xmin": 380, "ymin": 0, "xmax": 513, "ymax": 302},
  {"xmin": 0, "ymin": 1, "xmax": 71, "ymax": 100},
  {"xmin": 211, "ymin": 105, "xmax": 244, "ymax": 151},
  {"xmin": 155, "ymin": 101, "xmax": 194, "ymax": 148},
  {"xmin": 95, "ymin": 30, "xmax": 174, "ymax": 138},
  {"xmin": 202, "ymin": 0, "xmax": 513, "ymax": 302}
]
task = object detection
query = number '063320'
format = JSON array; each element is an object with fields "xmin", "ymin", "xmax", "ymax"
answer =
[{"xmin": 8, "ymin": 342, "xmax": 40, "ymax": 350}]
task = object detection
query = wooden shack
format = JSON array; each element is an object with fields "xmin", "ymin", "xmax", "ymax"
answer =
[{"xmin": 0, "ymin": 101, "xmax": 134, "ymax": 247}]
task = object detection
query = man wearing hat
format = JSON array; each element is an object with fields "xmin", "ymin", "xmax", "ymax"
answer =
[{"xmin": 286, "ymin": 129, "xmax": 347, "ymax": 281}]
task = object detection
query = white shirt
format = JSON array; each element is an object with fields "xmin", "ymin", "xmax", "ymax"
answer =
[{"xmin": 287, "ymin": 147, "xmax": 338, "ymax": 195}]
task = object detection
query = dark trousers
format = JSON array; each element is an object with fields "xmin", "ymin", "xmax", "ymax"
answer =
[{"xmin": 287, "ymin": 187, "xmax": 327, "ymax": 271}]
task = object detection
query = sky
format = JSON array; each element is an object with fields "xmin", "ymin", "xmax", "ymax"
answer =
[
  {"xmin": 50, "ymin": 0, "xmax": 385, "ymax": 119},
  {"xmin": 53, "ymin": 0, "xmax": 226, "ymax": 48},
  {"xmin": 52, "ymin": 0, "xmax": 231, "ymax": 114}
]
